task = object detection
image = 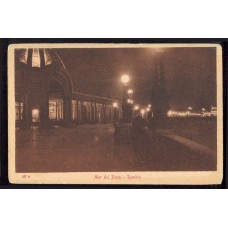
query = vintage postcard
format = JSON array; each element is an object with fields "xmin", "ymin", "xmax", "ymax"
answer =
[{"xmin": 8, "ymin": 43, "xmax": 223, "ymax": 185}]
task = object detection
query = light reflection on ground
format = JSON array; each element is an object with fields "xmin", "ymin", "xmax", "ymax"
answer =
[{"xmin": 16, "ymin": 124, "xmax": 216, "ymax": 173}]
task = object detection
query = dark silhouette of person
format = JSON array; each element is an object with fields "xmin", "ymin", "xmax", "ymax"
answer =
[{"xmin": 132, "ymin": 113, "xmax": 151, "ymax": 166}]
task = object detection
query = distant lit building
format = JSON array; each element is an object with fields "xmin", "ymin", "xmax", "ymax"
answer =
[
  {"xmin": 15, "ymin": 48, "xmax": 122, "ymax": 129},
  {"xmin": 211, "ymin": 106, "xmax": 217, "ymax": 116},
  {"xmin": 167, "ymin": 106, "xmax": 217, "ymax": 118}
]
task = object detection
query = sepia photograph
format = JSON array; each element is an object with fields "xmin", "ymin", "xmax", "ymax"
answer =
[
  {"xmin": 8, "ymin": 43, "xmax": 223, "ymax": 184},
  {"xmin": 1, "ymin": 2, "xmax": 228, "ymax": 228}
]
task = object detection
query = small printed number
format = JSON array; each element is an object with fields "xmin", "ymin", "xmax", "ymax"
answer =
[{"xmin": 22, "ymin": 175, "xmax": 30, "ymax": 178}]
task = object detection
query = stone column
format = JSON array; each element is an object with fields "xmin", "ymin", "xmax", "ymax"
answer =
[
  {"xmin": 79, "ymin": 100, "xmax": 83, "ymax": 123},
  {"xmin": 90, "ymin": 102, "xmax": 93, "ymax": 123},
  {"xmin": 18, "ymin": 101, "xmax": 22, "ymax": 122},
  {"xmin": 111, "ymin": 106, "xmax": 114, "ymax": 121},
  {"xmin": 119, "ymin": 107, "xmax": 122, "ymax": 121},
  {"xmin": 94, "ymin": 102, "xmax": 97, "ymax": 123},
  {"xmin": 76, "ymin": 100, "xmax": 79, "ymax": 124},
  {"xmin": 40, "ymin": 93, "xmax": 50, "ymax": 128},
  {"xmin": 63, "ymin": 96, "xmax": 72, "ymax": 127},
  {"xmin": 39, "ymin": 49, "xmax": 45, "ymax": 68},
  {"xmin": 56, "ymin": 101, "xmax": 58, "ymax": 120},
  {"xmin": 102, "ymin": 104, "xmax": 105, "ymax": 123},
  {"xmin": 21, "ymin": 94, "xmax": 31, "ymax": 129}
]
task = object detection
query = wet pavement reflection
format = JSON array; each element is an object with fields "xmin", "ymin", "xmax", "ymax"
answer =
[{"xmin": 16, "ymin": 124, "xmax": 216, "ymax": 173}]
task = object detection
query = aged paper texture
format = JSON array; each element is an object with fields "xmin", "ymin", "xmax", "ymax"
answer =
[{"xmin": 8, "ymin": 43, "xmax": 223, "ymax": 184}]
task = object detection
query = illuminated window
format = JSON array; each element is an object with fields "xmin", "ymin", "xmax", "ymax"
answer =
[
  {"xmin": 49, "ymin": 101, "xmax": 56, "ymax": 120},
  {"xmin": 15, "ymin": 102, "xmax": 23, "ymax": 121},
  {"xmin": 19, "ymin": 49, "xmax": 28, "ymax": 64},
  {"xmin": 32, "ymin": 48, "xmax": 41, "ymax": 68},
  {"xmin": 44, "ymin": 49, "xmax": 52, "ymax": 66},
  {"xmin": 49, "ymin": 100, "xmax": 63, "ymax": 120},
  {"xmin": 58, "ymin": 101, "xmax": 63, "ymax": 119},
  {"xmin": 32, "ymin": 109, "xmax": 40, "ymax": 122}
]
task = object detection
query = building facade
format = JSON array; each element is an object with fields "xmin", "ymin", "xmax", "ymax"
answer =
[{"xmin": 15, "ymin": 48, "xmax": 122, "ymax": 129}]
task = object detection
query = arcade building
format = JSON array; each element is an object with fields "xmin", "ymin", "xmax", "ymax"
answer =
[{"xmin": 15, "ymin": 48, "xmax": 122, "ymax": 129}]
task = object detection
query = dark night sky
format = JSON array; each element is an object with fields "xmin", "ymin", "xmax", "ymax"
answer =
[{"xmin": 54, "ymin": 47, "xmax": 216, "ymax": 111}]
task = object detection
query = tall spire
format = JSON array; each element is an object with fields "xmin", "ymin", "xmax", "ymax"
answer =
[{"xmin": 151, "ymin": 63, "xmax": 169, "ymax": 119}]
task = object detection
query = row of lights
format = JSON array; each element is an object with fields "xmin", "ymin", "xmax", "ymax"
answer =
[
  {"xmin": 188, "ymin": 106, "xmax": 208, "ymax": 112},
  {"xmin": 167, "ymin": 107, "xmax": 209, "ymax": 117},
  {"xmin": 138, "ymin": 104, "xmax": 152, "ymax": 115},
  {"xmin": 113, "ymin": 102, "xmax": 152, "ymax": 114},
  {"xmin": 121, "ymin": 75, "xmax": 134, "ymax": 104},
  {"xmin": 120, "ymin": 75, "xmax": 152, "ymax": 116}
]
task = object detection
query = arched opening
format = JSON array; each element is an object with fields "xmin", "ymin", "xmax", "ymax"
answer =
[
  {"xmin": 28, "ymin": 91, "xmax": 43, "ymax": 127},
  {"xmin": 32, "ymin": 107, "xmax": 40, "ymax": 124},
  {"xmin": 15, "ymin": 48, "xmax": 74, "ymax": 129},
  {"xmin": 48, "ymin": 71, "xmax": 73, "ymax": 127}
]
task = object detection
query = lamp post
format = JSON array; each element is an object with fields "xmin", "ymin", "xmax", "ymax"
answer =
[
  {"xmin": 127, "ymin": 89, "xmax": 134, "ymax": 106},
  {"xmin": 113, "ymin": 102, "xmax": 118, "ymax": 121},
  {"xmin": 127, "ymin": 89, "xmax": 133, "ymax": 99},
  {"xmin": 133, "ymin": 105, "xmax": 139, "ymax": 118},
  {"xmin": 140, "ymin": 109, "xmax": 145, "ymax": 118},
  {"xmin": 145, "ymin": 104, "xmax": 152, "ymax": 119},
  {"xmin": 120, "ymin": 74, "xmax": 131, "ymax": 122},
  {"xmin": 121, "ymin": 75, "xmax": 129, "ymax": 102}
]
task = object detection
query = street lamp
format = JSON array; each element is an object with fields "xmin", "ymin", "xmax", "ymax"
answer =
[
  {"xmin": 127, "ymin": 99, "xmax": 133, "ymax": 104},
  {"xmin": 113, "ymin": 102, "xmax": 118, "ymax": 108},
  {"xmin": 120, "ymin": 74, "xmax": 131, "ymax": 122},
  {"xmin": 167, "ymin": 110, "xmax": 173, "ymax": 117},
  {"xmin": 127, "ymin": 89, "xmax": 133, "ymax": 95},
  {"xmin": 134, "ymin": 105, "xmax": 139, "ymax": 110},
  {"xmin": 113, "ymin": 102, "xmax": 118, "ymax": 121},
  {"xmin": 140, "ymin": 109, "xmax": 145, "ymax": 116},
  {"xmin": 127, "ymin": 89, "xmax": 133, "ymax": 101},
  {"xmin": 201, "ymin": 108, "xmax": 206, "ymax": 112},
  {"xmin": 120, "ymin": 75, "xmax": 130, "ymax": 101},
  {"xmin": 121, "ymin": 74, "xmax": 130, "ymax": 85}
]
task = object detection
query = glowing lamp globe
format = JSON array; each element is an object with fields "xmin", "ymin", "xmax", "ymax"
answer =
[
  {"xmin": 140, "ymin": 109, "xmax": 145, "ymax": 115},
  {"xmin": 113, "ymin": 102, "xmax": 118, "ymax": 108},
  {"xmin": 134, "ymin": 105, "xmax": 139, "ymax": 110},
  {"xmin": 121, "ymin": 75, "xmax": 130, "ymax": 84},
  {"xmin": 127, "ymin": 89, "xmax": 133, "ymax": 94}
]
